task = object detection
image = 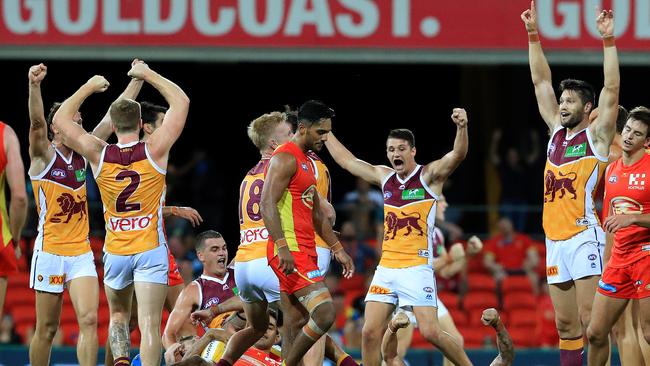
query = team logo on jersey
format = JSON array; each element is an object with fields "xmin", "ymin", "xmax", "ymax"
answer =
[
  {"xmin": 564, "ymin": 142, "xmax": 587, "ymax": 158},
  {"xmin": 51, "ymin": 168, "xmax": 67, "ymax": 179},
  {"xmin": 51, "ymin": 193, "xmax": 87, "ymax": 223},
  {"xmin": 205, "ymin": 297, "xmax": 220, "ymax": 308},
  {"xmin": 384, "ymin": 191, "xmax": 392, "ymax": 199},
  {"xmin": 609, "ymin": 175, "xmax": 618, "ymax": 183},
  {"xmin": 301, "ymin": 185, "xmax": 316, "ymax": 209},
  {"xmin": 628, "ymin": 173, "xmax": 646, "ymax": 190},
  {"xmin": 384, "ymin": 211, "xmax": 424, "ymax": 241},
  {"xmin": 610, "ymin": 197, "xmax": 642, "ymax": 215},
  {"xmin": 544, "ymin": 170, "xmax": 577, "ymax": 203},
  {"xmin": 402, "ymin": 188, "xmax": 425, "ymax": 200}
]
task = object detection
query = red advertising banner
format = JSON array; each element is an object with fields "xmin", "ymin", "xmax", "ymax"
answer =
[{"xmin": 1, "ymin": 0, "xmax": 649, "ymax": 50}]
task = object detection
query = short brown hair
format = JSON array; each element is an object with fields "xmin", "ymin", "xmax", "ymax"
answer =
[
  {"xmin": 109, "ymin": 99, "xmax": 141, "ymax": 134},
  {"xmin": 247, "ymin": 112, "xmax": 287, "ymax": 151},
  {"xmin": 628, "ymin": 106, "xmax": 650, "ymax": 136}
]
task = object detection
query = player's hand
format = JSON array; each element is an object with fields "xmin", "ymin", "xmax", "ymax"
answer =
[
  {"xmin": 467, "ymin": 236, "xmax": 483, "ymax": 256},
  {"xmin": 86, "ymin": 75, "xmax": 110, "ymax": 93},
  {"xmin": 14, "ymin": 245, "xmax": 21, "ymax": 260},
  {"xmin": 277, "ymin": 246, "xmax": 295, "ymax": 275},
  {"xmin": 521, "ymin": 1, "xmax": 538, "ymax": 33},
  {"xmin": 451, "ymin": 108, "xmax": 468, "ymax": 128},
  {"xmin": 128, "ymin": 60, "xmax": 151, "ymax": 80},
  {"xmin": 334, "ymin": 249, "xmax": 355, "ymax": 279},
  {"xmin": 449, "ymin": 243, "xmax": 465, "ymax": 262},
  {"xmin": 596, "ymin": 9, "xmax": 614, "ymax": 38},
  {"xmin": 481, "ymin": 308, "xmax": 500, "ymax": 327},
  {"xmin": 164, "ymin": 342, "xmax": 184, "ymax": 365},
  {"xmin": 603, "ymin": 214, "xmax": 636, "ymax": 233},
  {"xmin": 190, "ymin": 308, "xmax": 215, "ymax": 326},
  {"xmin": 28, "ymin": 63, "xmax": 47, "ymax": 85},
  {"xmin": 174, "ymin": 207, "xmax": 203, "ymax": 227}
]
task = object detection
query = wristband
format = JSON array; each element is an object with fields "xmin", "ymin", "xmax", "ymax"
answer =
[
  {"xmin": 330, "ymin": 241, "xmax": 343, "ymax": 253},
  {"xmin": 388, "ymin": 324, "xmax": 398, "ymax": 334},
  {"xmin": 603, "ymin": 35, "xmax": 615, "ymax": 48},
  {"xmin": 528, "ymin": 32, "xmax": 540, "ymax": 43},
  {"xmin": 275, "ymin": 238, "xmax": 288, "ymax": 249},
  {"xmin": 171, "ymin": 206, "xmax": 179, "ymax": 215}
]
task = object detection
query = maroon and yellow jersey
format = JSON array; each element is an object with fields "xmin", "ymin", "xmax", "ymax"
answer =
[
  {"xmin": 604, "ymin": 154, "xmax": 650, "ymax": 268},
  {"xmin": 95, "ymin": 141, "xmax": 166, "ymax": 255},
  {"xmin": 381, "ymin": 165, "xmax": 438, "ymax": 268},
  {"xmin": 236, "ymin": 159, "xmax": 269, "ymax": 262},
  {"xmin": 543, "ymin": 127, "xmax": 608, "ymax": 241},
  {"xmin": 0, "ymin": 123, "xmax": 11, "ymax": 249},
  {"xmin": 30, "ymin": 148, "xmax": 90, "ymax": 256},
  {"xmin": 266, "ymin": 142, "xmax": 317, "ymax": 259},
  {"xmin": 306, "ymin": 150, "xmax": 331, "ymax": 249}
]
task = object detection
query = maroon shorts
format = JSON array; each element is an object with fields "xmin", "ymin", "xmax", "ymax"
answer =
[
  {"xmin": 598, "ymin": 256, "xmax": 650, "ymax": 299},
  {"xmin": 168, "ymin": 250, "xmax": 184, "ymax": 287},
  {"xmin": 0, "ymin": 242, "xmax": 18, "ymax": 277},
  {"xmin": 269, "ymin": 251, "xmax": 323, "ymax": 295}
]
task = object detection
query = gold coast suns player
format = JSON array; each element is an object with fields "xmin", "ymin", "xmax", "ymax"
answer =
[
  {"xmin": 52, "ymin": 60, "xmax": 189, "ymax": 366},
  {"xmin": 522, "ymin": 4, "xmax": 619, "ymax": 365},
  {"xmin": 325, "ymin": 109, "xmax": 472, "ymax": 366}
]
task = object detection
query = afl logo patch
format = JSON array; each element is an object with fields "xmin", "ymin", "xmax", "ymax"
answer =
[
  {"xmin": 301, "ymin": 163, "xmax": 309, "ymax": 171},
  {"xmin": 423, "ymin": 287, "xmax": 434, "ymax": 293},
  {"xmin": 51, "ymin": 168, "xmax": 67, "ymax": 179},
  {"xmin": 205, "ymin": 297, "xmax": 220, "ymax": 308},
  {"xmin": 384, "ymin": 191, "xmax": 392, "ymax": 199},
  {"xmin": 588, "ymin": 254, "xmax": 597, "ymax": 261},
  {"xmin": 609, "ymin": 175, "xmax": 617, "ymax": 183}
]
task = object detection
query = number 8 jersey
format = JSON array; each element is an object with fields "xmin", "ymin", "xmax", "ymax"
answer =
[
  {"xmin": 95, "ymin": 141, "xmax": 167, "ymax": 255},
  {"xmin": 236, "ymin": 158, "xmax": 270, "ymax": 262}
]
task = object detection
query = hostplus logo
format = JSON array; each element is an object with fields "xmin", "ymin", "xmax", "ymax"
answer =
[{"xmin": 628, "ymin": 173, "xmax": 646, "ymax": 190}]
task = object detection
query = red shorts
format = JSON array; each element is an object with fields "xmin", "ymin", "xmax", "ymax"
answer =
[
  {"xmin": 168, "ymin": 251, "xmax": 184, "ymax": 287},
  {"xmin": 598, "ymin": 255, "xmax": 650, "ymax": 299},
  {"xmin": 269, "ymin": 251, "xmax": 323, "ymax": 295},
  {"xmin": 0, "ymin": 242, "xmax": 18, "ymax": 277}
]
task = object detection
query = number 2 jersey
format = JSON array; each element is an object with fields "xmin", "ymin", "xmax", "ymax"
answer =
[{"xmin": 95, "ymin": 141, "xmax": 166, "ymax": 255}]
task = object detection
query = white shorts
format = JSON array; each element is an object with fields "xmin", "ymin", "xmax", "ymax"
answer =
[
  {"xmin": 546, "ymin": 227, "xmax": 605, "ymax": 285},
  {"xmin": 316, "ymin": 247, "xmax": 331, "ymax": 275},
  {"xmin": 103, "ymin": 244, "xmax": 169, "ymax": 290},
  {"xmin": 396, "ymin": 297, "xmax": 448, "ymax": 328},
  {"xmin": 30, "ymin": 250, "xmax": 97, "ymax": 293},
  {"xmin": 235, "ymin": 258, "xmax": 280, "ymax": 303},
  {"xmin": 365, "ymin": 265, "xmax": 438, "ymax": 309}
]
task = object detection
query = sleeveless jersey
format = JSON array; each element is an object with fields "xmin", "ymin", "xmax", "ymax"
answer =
[
  {"xmin": 543, "ymin": 127, "xmax": 608, "ymax": 241},
  {"xmin": 306, "ymin": 151, "xmax": 331, "ymax": 249},
  {"xmin": 194, "ymin": 269, "xmax": 237, "ymax": 311},
  {"xmin": 95, "ymin": 141, "xmax": 166, "ymax": 255},
  {"xmin": 30, "ymin": 147, "xmax": 90, "ymax": 255},
  {"xmin": 381, "ymin": 165, "xmax": 438, "ymax": 268},
  {"xmin": 266, "ymin": 142, "xmax": 317, "ymax": 258},
  {"xmin": 0, "ymin": 123, "xmax": 12, "ymax": 248},
  {"xmin": 603, "ymin": 154, "xmax": 650, "ymax": 268},
  {"xmin": 236, "ymin": 159, "xmax": 269, "ymax": 262}
]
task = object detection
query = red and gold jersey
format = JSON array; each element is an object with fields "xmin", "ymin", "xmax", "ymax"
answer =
[
  {"xmin": 95, "ymin": 141, "xmax": 166, "ymax": 255},
  {"xmin": 30, "ymin": 148, "xmax": 90, "ymax": 256},
  {"xmin": 603, "ymin": 153, "xmax": 650, "ymax": 268},
  {"xmin": 234, "ymin": 346, "xmax": 282, "ymax": 366},
  {"xmin": 236, "ymin": 159, "xmax": 269, "ymax": 262},
  {"xmin": 0, "ymin": 123, "xmax": 11, "ymax": 248},
  {"xmin": 266, "ymin": 142, "xmax": 317, "ymax": 259},
  {"xmin": 306, "ymin": 150, "xmax": 331, "ymax": 249},
  {"xmin": 543, "ymin": 127, "xmax": 608, "ymax": 241},
  {"xmin": 380, "ymin": 165, "xmax": 438, "ymax": 268}
]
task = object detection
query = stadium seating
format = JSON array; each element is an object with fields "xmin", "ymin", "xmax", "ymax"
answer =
[
  {"xmin": 508, "ymin": 309, "xmax": 538, "ymax": 328},
  {"xmin": 462, "ymin": 291, "xmax": 498, "ymax": 311},
  {"xmin": 501, "ymin": 275, "xmax": 533, "ymax": 294},
  {"xmin": 467, "ymin": 274, "xmax": 496, "ymax": 292},
  {"xmin": 503, "ymin": 292, "xmax": 537, "ymax": 311},
  {"xmin": 437, "ymin": 291, "xmax": 459, "ymax": 309}
]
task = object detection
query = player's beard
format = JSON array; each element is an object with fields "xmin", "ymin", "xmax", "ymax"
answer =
[{"xmin": 561, "ymin": 111, "xmax": 584, "ymax": 129}]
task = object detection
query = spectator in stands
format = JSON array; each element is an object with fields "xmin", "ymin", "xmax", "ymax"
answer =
[
  {"xmin": 0, "ymin": 315, "xmax": 21, "ymax": 344},
  {"xmin": 343, "ymin": 296, "xmax": 365, "ymax": 349},
  {"xmin": 339, "ymin": 177, "xmax": 383, "ymax": 240},
  {"xmin": 331, "ymin": 221, "xmax": 377, "ymax": 276},
  {"xmin": 483, "ymin": 217, "xmax": 539, "ymax": 291}
]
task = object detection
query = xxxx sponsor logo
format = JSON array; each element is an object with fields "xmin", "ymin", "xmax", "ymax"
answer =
[
  {"xmin": 369, "ymin": 285, "xmax": 391, "ymax": 295},
  {"xmin": 546, "ymin": 265, "xmax": 559, "ymax": 277},
  {"xmin": 49, "ymin": 274, "xmax": 66, "ymax": 285}
]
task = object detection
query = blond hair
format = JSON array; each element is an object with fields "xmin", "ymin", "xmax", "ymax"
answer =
[
  {"xmin": 109, "ymin": 99, "xmax": 141, "ymax": 134},
  {"xmin": 247, "ymin": 112, "xmax": 287, "ymax": 151}
]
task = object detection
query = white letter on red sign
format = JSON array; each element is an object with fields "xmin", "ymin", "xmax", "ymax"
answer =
[
  {"xmin": 637, "ymin": 0, "xmax": 650, "ymax": 38},
  {"xmin": 3, "ymin": 0, "xmax": 46, "ymax": 34},
  {"xmin": 337, "ymin": 0, "xmax": 378, "ymax": 38},
  {"xmin": 53, "ymin": 0, "xmax": 96, "ymax": 35},
  {"xmin": 145, "ymin": 0, "xmax": 187, "ymax": 34},
  {"xmin": 193, "ymin": 0, "xmax": 235, "ymax": 35},
  {"xmin": 392, "ymin": 0, "xmax": 410, "ymax": 37},
  {"xmin": 537, "ymin": 0, "xmax": 580, "ymax": 39},
  {"xmin": 584, "ymin": 0, "xmax": 629, "ymax": 38},
  {"xmin": 103, "ymin": 0, "xmax": 141, "ymax": 34},
  {"xmin": 240, "ymin": 0, "xmax": 283, "ymax": 36},
  {"xmin": 285, "ymin": 0, "xmax": 335, "ymax": 36}
]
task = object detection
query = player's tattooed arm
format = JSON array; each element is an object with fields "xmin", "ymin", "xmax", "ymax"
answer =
[
  {"xmin": 482, "ymin": 309, "xmax": 514, "ymax": 366},
  {"xmin": 109, "ymin": 323, "xmax": 131, "ymax": 358},
  {"xmin": 423, "ymin": 108, "xmax": 468, "ymax": 192},
  {"xmin": 27, "ymin": 63, "xmax": 53, "ymax": 162}
]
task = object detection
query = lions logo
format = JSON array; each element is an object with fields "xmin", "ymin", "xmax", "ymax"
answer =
[
  {"xmin": 384, "ymin": 211, "xmax": 425, "ymax": 240},
  {"xmin": 51, "ymin": 193, "xmax": 87, "ymax": 223},
  {"xmin": 544, "ymin": 170, "xmax": 577, "ymax": 203}
]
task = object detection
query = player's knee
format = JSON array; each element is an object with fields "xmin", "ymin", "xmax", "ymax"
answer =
[
  {"xmin": 312, "ymin": 301, "xmax": 335, "ymax": 329},
  {"xmin": 77, "ymin": 310, "xmax": 98, "ymax": 330},
  {"xmin": 362, "ymin": 323, "xmax": 383, "ymax": 344},
  {"xmin": 419, "ymin": 327, "xmax": 442, "ymax": 346},
  {"xmin": 578, "ymin": 307, "xmax": 592, "ymax": 329},
  {"xmin": 36, "ymin": 320, "xmax": 59, "ymax": 341},
  {"xmin": 457, "ymin": 333, "xmax": 465, "ymax": 347},
  {"xmin": 642, "ymin": 324, "xmax": 650, "ymax": 345},
  {"xmin": 554, "ymin": 313, "xmax": 576, "ymax": 335},
  {"xmin": 586, "ymin": 325, "xmax": 607, "ymax": 347}
]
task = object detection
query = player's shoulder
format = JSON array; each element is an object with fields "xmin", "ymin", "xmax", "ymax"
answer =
[{"xmin": 246, "ymin": 159, "xmax": 269, "ymax": 177}]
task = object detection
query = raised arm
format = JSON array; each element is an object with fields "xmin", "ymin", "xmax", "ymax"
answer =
[
  {"xmin": 260, "ymin": 153, "xmax": 297, "ymax": 275},
  {"xmin": 324, "ymin": 132, "xmax": 391, "ymax": 187},
  {"xmin": 93, "ymin": 61, "xmax": 144, "ymax": 141},
  {"xmin": 4, "ymin": 126, "xmax": 27, "ymax": 251},
  {"xmin": 522, "ymin": 0, "xmax": 560, "ymax": 129},
  {"xmin": 128, "ymin": 61, "xmax": 189, "ymax": 169},
  {"xmin": 423, "ymin": 109, "xmax": 468, "ymax": 193},
  {"xmin": 27, "ymin": 64, "xmax": 53, "ymax": 164},
  {"xmin": 52, "ymin": 76, "xmax": 109, "ymax": 168},
  {"xmin": 163, "ymin": 283, "xmax": 199, "ymax": 349},
  {"xmin": 589, "ymin": 10, "xmax": 619, "ymax": 149}
]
